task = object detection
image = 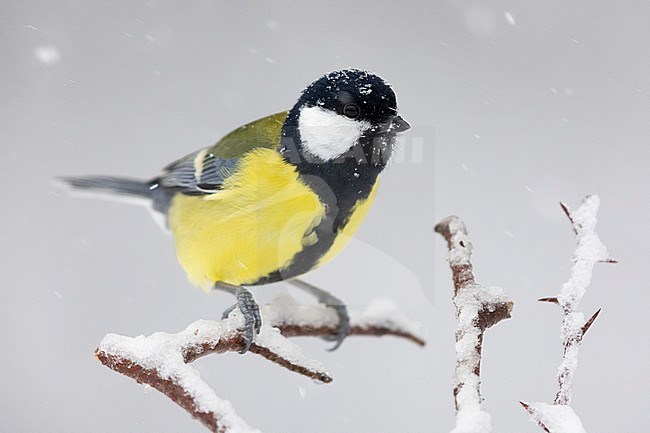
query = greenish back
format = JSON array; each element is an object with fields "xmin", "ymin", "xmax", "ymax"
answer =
[{"xmin": 209, "ymin": 111, "xmax": 289, "ymax": 158}]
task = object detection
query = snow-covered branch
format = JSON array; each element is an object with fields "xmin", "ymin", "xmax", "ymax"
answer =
[
  {"xmin": 435, "ymin": 216, "xmax": 514, "ymax": 433},
  {"xmin": 521, "ymin": 195, "xmax": 614, "ymax": 432},
  {"xmin": 95, "ymin": 293, "xmax": 425, "ymax": 433}
]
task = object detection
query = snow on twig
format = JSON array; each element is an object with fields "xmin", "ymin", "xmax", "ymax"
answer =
[
  {"xmin": 522, "ymin": 195, "xmax": 613, "ymax": 432},
  {"xmin": 95, "ymin": 293, "xmax": 425, "ymax": 433},
  {"xmin": 521, "ymin": 402, "xmax": 586, "ymax": 433},
  {"xmin": 435, "ymin": 216, "xmax": 514, "ymax": 433}
]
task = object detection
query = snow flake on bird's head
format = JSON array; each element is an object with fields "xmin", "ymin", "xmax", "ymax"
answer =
[{"xmin": 359, "ymin": 83, "xmax": 373, "ymax": 96}]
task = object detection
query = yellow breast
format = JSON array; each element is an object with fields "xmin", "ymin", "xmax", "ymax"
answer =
[{"xmin": 168, "ymin": 148, "xmax": 326, "ymax": 290}]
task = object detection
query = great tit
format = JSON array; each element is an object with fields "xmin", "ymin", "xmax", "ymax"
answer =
[{"xmin": 62, "ymin": 68, "xmax": 410, "ymax": 352}]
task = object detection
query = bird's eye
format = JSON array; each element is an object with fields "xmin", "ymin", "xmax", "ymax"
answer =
[{"xmin": 342, "ymin": 103, "xmax": 360, "ymax": 119}]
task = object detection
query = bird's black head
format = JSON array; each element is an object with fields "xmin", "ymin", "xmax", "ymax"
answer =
[
  {"xmin": 299, "ymin": 69, "xmax": 399, "ymax": 125},
  {"xmin": 281, "ymin": 69, "xmax": 410, "ymax": 166}
]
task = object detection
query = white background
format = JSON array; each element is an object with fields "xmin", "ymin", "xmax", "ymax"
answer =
[{"xmin": 1, "ymin": 1, "xmax": 648, "ymax": 432}]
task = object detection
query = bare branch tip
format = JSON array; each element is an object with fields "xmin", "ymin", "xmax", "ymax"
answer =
[{"xmin": 434, "ymin": 215, "xmax": 459, "ymax": 235}]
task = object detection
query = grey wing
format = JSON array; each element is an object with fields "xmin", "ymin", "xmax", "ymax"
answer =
[
  {"xmin": 150, "ymin": 148, "xmax": 239, "ymax": 214},
  {"xmin": 156, "ymin": 148, "xmax": 239, "ymax": 194}
]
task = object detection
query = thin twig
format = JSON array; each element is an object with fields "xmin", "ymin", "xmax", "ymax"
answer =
[
  {"xmin": 95, "ymin": 293, "xmax": 425, "ymax": 433},
  {"xmin": 555, "ymin": 197, "xmax": 611, "ymax": 405},
  {"xmin": 435, "ymin": 216, "xmax": 513, "ymax": 433},
  {"xmin": 523, "ymin": 195, "xmax": 614, "ymax": 432}
]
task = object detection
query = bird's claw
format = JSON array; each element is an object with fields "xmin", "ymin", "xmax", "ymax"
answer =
[
  {"xmin": 323, "ymin": 303, "xmax": 350, "ymax": 351},
  {"xmin": 222, "ymin": 286, "xmax": 262, "ymax": 354},
  {"xmin": 288, "ymin": 279, "xmax": 351, "ymax": 350}
]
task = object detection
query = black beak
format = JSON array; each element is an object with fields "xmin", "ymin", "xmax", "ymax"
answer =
[{"xmin": 390, "ymin": 115, "xmax": 411, "ymax": 132}]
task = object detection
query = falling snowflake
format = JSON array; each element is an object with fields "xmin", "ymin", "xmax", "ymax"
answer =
[
  {"xmin": 35, "ymin": 45, "xmax": 61, "ymax": 65},
  {"xmin": 504, "ymin": 11, "xmax": 516, "ymax": 26}
]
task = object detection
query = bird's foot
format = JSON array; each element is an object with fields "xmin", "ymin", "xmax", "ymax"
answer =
[
  {"xmin": 289, "ymin": 279, "xmax": 350, "ymax": 350},
  {"xmin": 218, "ymin": 284, "xmax": 262, "ymax": 354}
]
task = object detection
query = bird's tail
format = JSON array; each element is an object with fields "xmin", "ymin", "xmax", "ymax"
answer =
[{"xmin": 58, "ymin": 176, "xmax": 153, "ymax": 198}]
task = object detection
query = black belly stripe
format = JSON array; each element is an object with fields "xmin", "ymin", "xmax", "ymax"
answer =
[{"xmin": 251, "ymin": 160, "xmax": 381, "ymax": 285}]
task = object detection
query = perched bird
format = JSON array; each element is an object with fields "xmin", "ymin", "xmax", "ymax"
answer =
[{"xmin": 62, "ymin": 69, "xmax": 410, "ymax": 352}]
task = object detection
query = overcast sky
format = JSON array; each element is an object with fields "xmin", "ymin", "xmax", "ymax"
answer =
[{"xmin": 1, "ymin": 1, "xmax": 648, "ymax": 432}]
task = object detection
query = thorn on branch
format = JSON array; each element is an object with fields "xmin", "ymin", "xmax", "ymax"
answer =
[
  {"xmin": 581, "ymin": 308, "xmax": 602, "ymax": 337},
  {"xmin": 559, "ymin": 202, "xmax": 577, "ymax": 234},
  {"xmin": 538, "ymin": 297, "xmax": 559, "ymax": 304}
]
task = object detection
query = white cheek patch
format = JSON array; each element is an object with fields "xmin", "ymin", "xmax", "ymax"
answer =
[{"xmin": 298, "ymin": 106, "xmax": 371, "ymax": 161}]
